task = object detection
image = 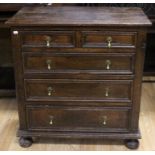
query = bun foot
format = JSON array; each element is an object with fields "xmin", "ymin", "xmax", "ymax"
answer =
[
  {"xmin": 124, "ymin": 139, "xmax": 139, "ymax": 149},
  {"xmin": 19, "ymin": 137, "xmax": 33, "ymax": 148}
]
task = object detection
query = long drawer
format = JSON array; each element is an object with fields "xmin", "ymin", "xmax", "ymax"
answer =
[
  {"xmin": 24, "ymin": 79, "xmax": 132, "ymax": 102},
  {"xmin": 27, "ymin": 106, "xmax": 130, "ymax": 132},
  {"xmin": 23, "ymin": 53, "xmax": 135, "ymax": 74}
]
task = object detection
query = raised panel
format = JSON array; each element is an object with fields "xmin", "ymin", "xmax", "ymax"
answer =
[
  {"xmin": 23, "ymin": 53, "xmax": 135, "ymax": 75},
  {"xmin": 21, "ymin": 31, "xmax": 75, "ymax": 48},
  {"xmin": 82, "ymin": 31, "xmax": 137, "ymax": 48},
  {"xmin": 24, "ymin": 79, "xmax": 133, "ymax": 102},
  {"xmin": 27, "ymin": 106, "xmax": 130, "ymax": 132}
]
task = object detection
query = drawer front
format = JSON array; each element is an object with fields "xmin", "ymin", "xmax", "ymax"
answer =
[
  {"xmin": 24, "ymin": 79, "xmax": 132, "ymax": 102},
  {"xmin": 27, "ymin": 106, "xmax": 130, "ymax": 132},
  {"xmin": 23, "ymin": 53, "xmax": 135, "ymax": 74},
  {"xmin": 82, "ymin": 31, "xmax": 137, "ymax": 48},
  {"xmin": 21, "ymin": 31, "xmax": 75, "ymax": 48}
]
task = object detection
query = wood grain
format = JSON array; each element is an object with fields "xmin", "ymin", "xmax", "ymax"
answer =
[
  {"xmin": 7, "ymin": 7, "xmax": 151, "ymax": 148},
  {"xmin": 6, "ymin": 7, "xmax": 152, "ymax": 27},
  {"xmin": 24, "ymin": 79, "xmax": 132, "ymax": 102},
  {"xmin": 0, "ymin": 82, "xmax": 155, "ymax": 150},
  {"xmin": 23, "ymin": 53, "xmax": 135, "ymax": 74}
]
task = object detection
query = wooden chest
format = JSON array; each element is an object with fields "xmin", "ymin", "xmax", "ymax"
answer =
[{"xmin": 6, "ymin": 6, "xmax": 151, "ymax": 149}]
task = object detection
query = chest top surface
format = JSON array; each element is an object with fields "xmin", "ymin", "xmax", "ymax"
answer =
[{"xmin": 6, "ymin": 6, "xmax": 151, "ymax": 27}]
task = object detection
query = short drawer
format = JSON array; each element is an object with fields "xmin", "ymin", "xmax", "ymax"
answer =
[
  {"xmin": 82, "ymin": 31, "xmax": 137, "ymax": 48},
  {"xmin": 27, "ymin": 106, "xmax": 130, "ymax": 132},
  {"xmin": 23, "ymin": 53, "xmax": 135, "ymax": 74},
  {"xmin": 21, "ymin": 31, "xmax": 75, "ymax": 48},
  {"xmin": 24, "ymin": 79, "xmax": 132, "ymax": 102}
]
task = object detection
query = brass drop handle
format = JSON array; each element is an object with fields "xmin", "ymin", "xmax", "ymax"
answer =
[
  {"xmin": 102, "ymin": 116, "xmax": 107, "ymax": 125},
  {"xmin": 107, "ymin": 36, "xmax": 112, "ymax": 48},
  {"xmin": 105, "ymin": 60, "xmax": 111, "ymax": 70},
  {"xmin": 49, "ymin": 116, "xmax": 53, "ymax": 125},
  {"xmin": 47, "ymin": 86, "xmax": 53, "ymax": 96},
  {"xmin": 46, "ymin": 59, "xmax": 52, "ymax": 70},
  {"xmin": 45, "ymin": 36, "xmax": 51, "ymax": 47},
  {"xmin": 105, "ymin": 88, "xmax": 109, "ymax": 97}
]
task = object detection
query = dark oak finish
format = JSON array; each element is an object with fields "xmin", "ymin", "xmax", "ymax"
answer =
[
  {"xmin": 19, "ymin": 137, "xmax": 33, "ymax": 148},
  {"xmin": 27, "ymin": 106, "xmax": 130, "ymax": 132},
  {"xmin": 23, "ymin": 53, "xmax": 135, "ymax": 74},
  {"xmin": 0, "ymin": 4, "xmax": 155, "ymax": 97},
  {"xmin": 24, "ymin": 79, "xmax": 132, "ymax": 102},
  {"xmin": 6, "ymin": 7, "xmax": 151, "ymax": 26},
  {"xmin": 6, "ymin": 6, "xmax": 151, "ymax": 149},
  {"xmin": 124, "ymin": 139, "xmax": 139, "ymax": 149},
  {"xmin": 82, "ymin": 31, "xmax": 137, "ymax": 48},
  {"xmin": 0, "ymin": 3, "xmax": 53, "ymax": 97},
  {"xmin": 21, "ymin": 31, "xmax": 75, "ymax": 48}
]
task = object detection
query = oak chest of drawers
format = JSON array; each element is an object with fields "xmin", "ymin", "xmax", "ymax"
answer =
[{"xmin": 6, "ymin": 6, "xmax": 151, "ymax": 149}]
